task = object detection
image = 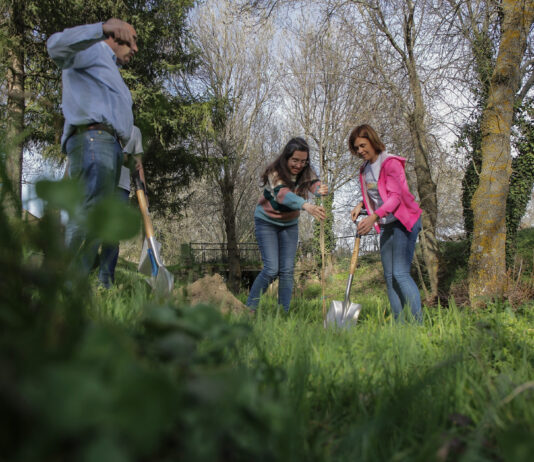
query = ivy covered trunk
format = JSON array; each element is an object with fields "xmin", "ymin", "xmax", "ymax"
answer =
[
  {"xmin": 459, "ymin": 21, "xmax": 494, "ymax": 239},
  {"xmin": 506, "ymin": 102, "xmax": 534, "ymax": 262},
  {"xmin": 468, "ymin": 0, "xmax": 534, "ymax": 305},
  {"xmin": 313, "ymin": 193, "xmax": 334, "ymax": 270}
]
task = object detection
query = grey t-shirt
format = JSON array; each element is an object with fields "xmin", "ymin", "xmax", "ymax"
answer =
[
  {"xmin": 119, "ymin": 125, "xmax": 144, "ymax": 192},
  {"xmin": 117, "ymin": 166, "xmax": 131, "ymax": 192},
  {"xmin": 363, "ymin": 153, "xmax": 397, "ymax": 225}
]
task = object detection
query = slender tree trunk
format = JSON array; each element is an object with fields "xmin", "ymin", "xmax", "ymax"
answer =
[
  {"xmin": 5, "ymin": 2, "xmax": 25, "ymax": 217},
  {"xmin": 404, "ymin": 12, "xmax": 439, "ymax": 303},
  {"xmin": 220, "ymin": 166, "xmax": 241, "ymax": 293},
  {"xmin": 413, "ymin": 248, "xmax": 430, "ymax": 301},
  {"xmin": 314, "ymin": 143, "xmax": 334, "ymax": 270},
  {"xmin": 468, "ymin": 0, "xmax": 534, "ymax": 305},
  {"xmin": 406, "ymin": 107, "xmax": 439, "ymax": 303},
  {"xmin": 368, "ymin": 0, "xmax": 440, "ymax": 303}
]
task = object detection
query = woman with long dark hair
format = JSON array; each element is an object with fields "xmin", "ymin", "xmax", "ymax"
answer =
[
  {"xmin": 246, "ymin": 137, "xmax": 328, "ymax": 313},
  {"xmin": 349, "ymin": 124, "xmax": 423, "ymax": 322}
]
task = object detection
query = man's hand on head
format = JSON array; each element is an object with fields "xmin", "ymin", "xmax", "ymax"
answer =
[{"xmin": 103, "ymin": 19, "xmax": 136, "ymax": 47}]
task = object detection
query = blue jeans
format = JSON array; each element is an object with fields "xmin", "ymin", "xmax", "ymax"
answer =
[
  {"xmin": 99, "ymin": 186, "xmax": 130, "ymax": 287},
  {"xmin": 380, "ymin": 216, "xmax": 422, "ymax": 322},
  {"xmin": 65, "ymin": 130, "xmax": 122, "ymax": 280},
  {"xmin": 246, "ymin": 217, "xmax": 299, "ymax": 312}
]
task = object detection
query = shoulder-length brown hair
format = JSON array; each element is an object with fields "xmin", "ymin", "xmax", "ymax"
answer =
[
  {"xmin": 348, "ymin": 124, "xmax": 386, "ymax": 158},
  {"xmin": 261, "ymin": 137, "xmax": 319, "ymax": 198}
]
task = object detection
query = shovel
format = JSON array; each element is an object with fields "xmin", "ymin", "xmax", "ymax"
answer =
[
  {"xmin": 134, "ymin": 170, "xmax": 174, "ymax": 296},
  {"xmin": 326, "ymin": 212, "xmax": 366, "ymax": 328}
]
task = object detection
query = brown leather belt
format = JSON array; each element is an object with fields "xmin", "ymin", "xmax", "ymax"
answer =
[{"xmin": 74, "ymin": 123, "xmax": 117, "ymax": 138}]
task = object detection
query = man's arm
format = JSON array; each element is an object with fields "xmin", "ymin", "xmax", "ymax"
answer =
[
  {"xmin": 47, "ymin": 19, "xmax": 135, "ymax": 69},
  {"xmin": 47, "ymin": 23, "xmax": 105, "ymax": 69}
]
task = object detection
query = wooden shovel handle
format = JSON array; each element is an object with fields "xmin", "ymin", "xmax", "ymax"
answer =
[
  {"xmin": 348, "ymin": 210, "xmax": 367, "ymax": 275},
  {"xmin": 349, "ymin": 235, "xmax": 360, "ymax": 275},
  {"xmin": 320, "ymin": 218, "xmax": 326, "ymax": 323},
  {"xmin": 133, "ymin": 170, "xmax": 154, "ymax": 239}
]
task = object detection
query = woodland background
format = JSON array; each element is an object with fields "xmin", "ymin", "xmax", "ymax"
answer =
[
  {"xmin": 2, "ymin": 0, "xmax": 534, "ymax": 304},
  {"xmin": 2, "ymin": 2, "xmax": 534, "ymax": 461}
]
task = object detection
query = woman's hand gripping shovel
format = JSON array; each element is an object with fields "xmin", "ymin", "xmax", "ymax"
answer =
[
  {"xmin": 326, "ymin": 210, "xmax": 367, "ymax": 328},
  {"xmin": 134, "ymin": 170, "xmax": 174, "ymax": 296}
]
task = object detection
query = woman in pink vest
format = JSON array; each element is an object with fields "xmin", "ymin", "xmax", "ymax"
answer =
[{"xmin": 349, "ymin": 124, "xmax": 423, "ymax": 322}]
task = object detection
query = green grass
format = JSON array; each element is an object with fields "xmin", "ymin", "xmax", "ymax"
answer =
[
  {"xmin": 88, "ymin": 263, "xmax": 534, "ymax": 461},
  {"xmin": 13, "ymin": 221, "xmax": 534, "ymax": 462},
  {"xmin": 86, "ymin": 261, "xmax": 153, "ymax": 328},
  {"xmin": 232, "ymin": 298, "xmax": 534, "ymax": 461},
  {"xmin": 62, "ymin": 229, "xmax": 534, "ymax": 460}
]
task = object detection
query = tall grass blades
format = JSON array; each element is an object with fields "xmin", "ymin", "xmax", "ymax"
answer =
[{"xmin": 234, "ymin": 296, "xmax": 534, "ymax": 461}]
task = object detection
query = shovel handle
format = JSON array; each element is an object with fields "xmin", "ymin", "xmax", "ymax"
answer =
[
  {"xmin": 348, "ymin": 210, "xmax": 367, "ymax": 275},
  {"xmin": 349, "ymin": 235, "xmax": 360, "ymax": 275},
  {"xmin": 133, "ymin": 168, "xmax": 146, "ymax": 192},
  {"xmin": 133, "ymin": 170, "xmax": 154, "ymax": 239},
  {"xmin": 137, "ymin": 190, "xmax": 155, "ymax": 238}
]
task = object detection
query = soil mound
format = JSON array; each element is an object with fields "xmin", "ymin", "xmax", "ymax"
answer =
[{"xmin": 185, "ymin": 274, "xmax": 247, "ymax": 314}]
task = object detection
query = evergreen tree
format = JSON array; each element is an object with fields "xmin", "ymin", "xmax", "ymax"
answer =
[{"xmin": 0, "ymin": 0, "xmax": 205, "ymax": 216}]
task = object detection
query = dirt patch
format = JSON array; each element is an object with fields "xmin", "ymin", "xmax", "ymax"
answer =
[{"xmin": 183, "ymin": 274, "xmax": 247, "ymax": 314}]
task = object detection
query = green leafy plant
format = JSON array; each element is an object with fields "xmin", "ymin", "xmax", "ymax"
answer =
[{"xmin": 0, "ymin": 154, "xmax": 306, "ymax": 462}]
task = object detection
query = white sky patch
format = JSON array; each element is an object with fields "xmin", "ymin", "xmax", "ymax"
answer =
[{"xmin": 22, "ymin": 149, "xmax": 65, "ymax": 219}]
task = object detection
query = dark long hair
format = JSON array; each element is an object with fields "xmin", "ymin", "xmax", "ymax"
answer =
[{"xmin": 261, "ymin": 137, "xmax": 319, "ymax": 198}]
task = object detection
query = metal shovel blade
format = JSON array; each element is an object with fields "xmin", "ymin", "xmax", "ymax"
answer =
[
  {"xmin": 154, "ymin": 266, "xmax": 174, "ymax": 296},
  {"xmin": 138, "ymin": 238, "xmax": 161, "ymax": 276},
  {"xmin": 138, "ymin": 238, "xmax": 174, "ymax": 296},
  {"xmin": 134, "ymin": 169, "xmax": 174, "ymax": 298},
  {"xmin": 325, "ymin": 230, "xmax": 363, "ymax": 329},
  {"xmin": 326, "ymin": 300, "xmax": 362, "ymax": 328}
]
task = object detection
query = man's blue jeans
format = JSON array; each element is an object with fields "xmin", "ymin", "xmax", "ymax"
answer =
[
  {"xmin": 380, "ymin": 216, "xmax": 422, "ymax": 322},
  {"xmin": 246, "ymin": 217, "xmax": 299, "ymax": 312},
  {"xmin": 65, "ymin": 130, "xmax": 122, "ymax": 280},
  {"xmin": 99, "ymin": 186, "xmax": 130, "ymax": 288}
]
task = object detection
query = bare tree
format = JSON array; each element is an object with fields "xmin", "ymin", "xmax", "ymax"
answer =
[
  {"xmin": 246, "ymin": 0, "xmax": 459, "ymax": 301},
  {"xmin": 182, "ymin": 0, "xmax": 277, "ymax": 292},
  {"xmin": 278, "ymin": 17, "xmax": 378, "ymax": 266},
  {"xmin": 330, "ymin": 0, "xmax": 440, "ymax": 301}
]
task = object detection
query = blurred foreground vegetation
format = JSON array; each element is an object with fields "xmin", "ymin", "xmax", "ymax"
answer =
[{"xmin": 1, "ymin": 175, "xmax": 533, "ymax": 462}]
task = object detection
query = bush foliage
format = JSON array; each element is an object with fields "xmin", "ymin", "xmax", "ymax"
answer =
[
  {"xmin": 1, "ymin": 164, "xmax": 533, "ymax": 461},
  {"xmin": 0, "ymin": 178, "xmax": 302, "ymax": 462}
]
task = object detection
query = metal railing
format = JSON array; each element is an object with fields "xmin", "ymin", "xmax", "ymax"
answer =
[
  {"xmin": 186, "ymin": 233, "xmax": 379, "ymax": 267},
  {"xmin": 334, "ymin": 232, "xmax": 380, "ymax": 255},
  {"xmin": 187, "ymin": 242, "xmax": 261, "ymax": 264}
]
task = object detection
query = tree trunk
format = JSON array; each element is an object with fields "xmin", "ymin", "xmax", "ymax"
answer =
[
  {"xmin": 406, "ymin": 107, "xmax": 439, "ymax": 304},
  {"xmin": 313, "ymin": 143, "xmax": 334, "ymax": 270},
  {"xmin": 458, "ymin": 2, "xmax": 494, "ymax": 239},
  {"xmin": 220, "ymin": 167, "xmax": 241, "ymax": 293},
  {"xmin": 404, "ymin": 5, "xmax": 440, "ymax": 303},
  {"xmin": 5, "ymin": 2, "xmax": 26, "ymax": 217},
  {"xmin": 468, "ymin": 0, "xmax": 534, "ymax": 305}
]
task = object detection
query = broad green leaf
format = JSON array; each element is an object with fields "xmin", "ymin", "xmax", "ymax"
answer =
[
  {"xmin": 87, "ymin": 196, "xmax": 140, "ymax": 243},
  {"xmin": 35, "ymin": 178, "xmax": 84, "ymax": 216}
]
